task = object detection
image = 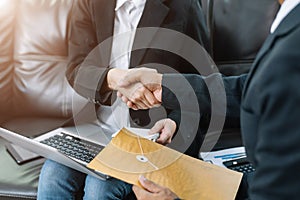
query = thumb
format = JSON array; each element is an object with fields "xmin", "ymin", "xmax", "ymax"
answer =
[
  {"xmin": 153, "ymin": 88, "xmax": 162, "ymax": 103},
  {"xmin": 119, "ymin": 68, "xmax": 158, "ymax": 87},
  {"xmin": 132, "ymin": 185, "xmax": 153, "ymax": 200},
  {"xmin": 139, "ymin": 176, "xmax": 161, "ymax": 193}
]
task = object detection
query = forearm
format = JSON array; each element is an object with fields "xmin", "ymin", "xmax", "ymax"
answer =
[
  {"xmin": 66, "ymin": 0, "xmax": 115, "ymax": 105},
  {"xmin": 161, "ymin": 73, "xmax": 247, "ymax": 118},
  {"xmin": 67, "ymin": 64, "xmax": 112, "ymax": 105}
]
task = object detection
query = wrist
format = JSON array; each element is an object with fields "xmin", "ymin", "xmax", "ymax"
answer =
[
  {"xmin": 157, "ymin": 73, "xmax": 163, "ymax": 86},
  {"xmin": 107, "ymin": 68, "xmax": 125, "ymax": 90}
]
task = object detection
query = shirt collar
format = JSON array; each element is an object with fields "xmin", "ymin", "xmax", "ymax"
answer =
[
  {"xmin": 115, "ymin": 0, "xmax": 145, "ymax": 11},
  {"xmin": 270, "ymin": 0, "xmax": 300, "ymax": 33}
]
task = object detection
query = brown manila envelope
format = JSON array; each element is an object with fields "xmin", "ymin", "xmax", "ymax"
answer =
[{"xmin": 88, "ymin": 128, "xmax": 243, "ymax": 200}]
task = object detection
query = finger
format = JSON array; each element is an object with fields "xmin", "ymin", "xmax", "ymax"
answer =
[
  {"xmin": 127, "ymin": 101, "xmax": 138, "ymax": 110},
  {"xmin": 117, "ymin": 91, "xmax": 122, "ymax": 98},
  {"xmin": 151, "ymin": 119, "xmax": 176, "ymax": 144},
  {"xmin": 153, "ymin": 88, "xmax": 162, "ymax": 103},
  {"xmin": 149, "ymin": 120, "xmax": 165, "ymax": 135},
  {"xmin": 160, "ymin": 119, "xmax": 176, "ymax": 144},
  {"xmin": 119, "ymin": 91, "xmax": 147, "ymax": 110},
  {"xmin": 139, "ymin": 176, "xmax": 162, "ymax": 193},
  {"xmin": 118, "ymin": 88, "xmax": 148, "ymax": 109},
  {"xmin": 132, "ymin": 185, "xmax": 153, "ymax": 200},
  {"xmin": 134, "ymin": 87, "xmax": 153, "ymax": 108},
  {"xmin": 129, "ymin": 88, "xmax": 152, "ymax": 109},
  {"xmin": 121, "ymin": 96, "xmax": 129, "ymax": 104},
  {"xmin": 130, "ymin": 98, "xmax": 149, "ymax": 110},
  {"xmin": 127, "ymin": 92, "xmax": 148, "ymax": 109},
  {"xmin": 156, "ymin": 131, "xmax": 171, "ymax": 144},
  {"xmin": 143, "ymin": 88, "xmax": 160, "ymax": 106}
]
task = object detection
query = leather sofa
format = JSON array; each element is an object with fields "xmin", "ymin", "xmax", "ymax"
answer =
[
  {"xmin": 201, "ymin": 0, "xmax": 279, "ymax": 150},
  {"xmin": 0, "ymin": 0, "xmax": 90, "ymax": 199},
  {"xmin": 0, "ymin": 0, "xmax": 279, "ymax": 199}
]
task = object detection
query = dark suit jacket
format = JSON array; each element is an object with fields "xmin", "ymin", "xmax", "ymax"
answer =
[
  {"xmin": 66, "ymin": 0, "xmax": 209, "ymax": 127},
  {"xmin": 162, "ymin": 4, "xmax": 300, "ymax": 199}
]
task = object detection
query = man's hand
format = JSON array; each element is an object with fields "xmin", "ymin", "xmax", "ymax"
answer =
[
  {"xmin": 107, "ymin": 68, "xmax": 159, "ymax": 110},
  {"xmin": 107, "ymin": 68, "xmax": 127, "ymax": 91},
  {"xmin": 117, "ymin": 82, "xmax": 159, "ymax": 110},
  {"xmin": 149, "ymin": 118, "xmax": 176, "ymax": 145},
  {"xmin": 117, "ymin": 68, "xmax": 163, "ymax": 110},
  {"xmin": 133, "ymin": 176, "xmax": 179, "ymax": 200}
]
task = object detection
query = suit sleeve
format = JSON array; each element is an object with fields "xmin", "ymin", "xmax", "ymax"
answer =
[
  {"xmin": 66, "ymin": 0, "xmax": 112, "ymax": 105},
  {"xmin": 162, "ymin": 73, "xmax": 247, "ymax": 118},
  {"xmin": 248, "ymin": 33, "xmax": 300, "ymax": 200},
  {"xmin": 162, "ymin": 73, "xmax": 246, "ymax": 156}
]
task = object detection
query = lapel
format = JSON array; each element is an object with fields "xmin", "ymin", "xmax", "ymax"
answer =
[
  {"xmin": 93, "ymin": 0, "xmax": 116, "ymax": 42},
  {"xmin": 130, "ymin": 0, "xmax": 169, "ymax": 67},
  {"xmin": 93, "ymin": 0, "xmax": 116, "ymax": 62},
  {"xmin": 242, "ymin": 4, "xmax": 300, "ymax": 97}
]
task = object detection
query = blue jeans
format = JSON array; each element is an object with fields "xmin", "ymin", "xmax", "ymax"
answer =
[{"xmin": 37, "ymin": 160, "xmax": 135, "ymax": 200}]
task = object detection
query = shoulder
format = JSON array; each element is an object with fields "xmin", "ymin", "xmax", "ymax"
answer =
[
  {"xmin": 254, "ymin": 26, "xmax": 300, "ymax": 109},
  {"xmin": 263, "ymin": 26, "xmax": 300, "ymax": 79}
]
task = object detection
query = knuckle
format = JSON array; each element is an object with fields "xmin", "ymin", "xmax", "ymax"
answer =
[
  {"xmin": 132, "ymin": 96, "xmax": 139, "ymax": 103},
  {"xmin": 121, "ymin": 96, "xmax": 127, "ymax": 102},
  {"xmin": 133, "ymin": 94, "xmax": 142, "ymax": 101},
  {"xmin": 139, "ymin": 87, "xmax": 146, "ymax": 93}
]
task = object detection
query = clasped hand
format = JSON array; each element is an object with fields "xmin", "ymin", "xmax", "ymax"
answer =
[{"xmin": 108, "ymin": 67, "xmax": 163, "ymax": 110}]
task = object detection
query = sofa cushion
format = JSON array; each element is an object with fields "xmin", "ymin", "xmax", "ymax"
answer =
[
  {"xmin": 0, "ymin": 0, "xmax": 14, "ymax": 123},
  {"xmin": 0, "ymin": 0, "xmax": 87, "ymax": 121},
  {"xmin": 201, "ymin": 0, "xmax": 280, "ymax": 75}
]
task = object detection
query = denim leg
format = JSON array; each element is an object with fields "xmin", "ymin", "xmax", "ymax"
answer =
[
  {"xmin": 37, "ymin": 159, "xmax": 86, "ymax": 200},
  {"xmin": 83, "ymin": 176, "xmax": 134, "ymax": 200}
]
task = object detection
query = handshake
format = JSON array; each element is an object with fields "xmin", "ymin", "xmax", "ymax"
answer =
[
  {"xmin": 107, "ymin": 67, "xmax": 176, "ymax": 145},
  {"xmin": 107, "ymin": 67, "xmax": 163, "ymax": 110}
]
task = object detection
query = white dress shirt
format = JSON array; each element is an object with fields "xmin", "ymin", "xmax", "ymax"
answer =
[
  {"xmin": 97, "ymin": 0, "xmax": 146, "ymax": 135},
  {"xmin": 270, "ymin": 0, "xmax": 300, "ymax": 33}
]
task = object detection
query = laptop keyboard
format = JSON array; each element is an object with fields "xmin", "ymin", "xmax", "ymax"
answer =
[{"xmin": 40, "ymin": 132, "xmax": 104, "ymax": 163}]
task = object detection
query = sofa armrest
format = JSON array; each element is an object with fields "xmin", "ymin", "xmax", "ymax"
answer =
[
  {"xmin": 0, "ymin": 183, "xmax": 37, "ymax": 200},
  {"xmin": 0, "ymin": 137, "xmax": 45, "ymax": 200}
]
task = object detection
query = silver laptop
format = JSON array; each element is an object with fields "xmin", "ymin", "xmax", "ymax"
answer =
[
  {"xmin": 0, "ymin": 124, "xmax": 159, "ymax": 179},
  {"xmin": 0, "ymin": 126, "xmax": 110, "ymax": 180}
]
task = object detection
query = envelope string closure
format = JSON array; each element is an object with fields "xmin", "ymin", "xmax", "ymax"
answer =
[{"xmin": 136, "ymin": 136, "xmax": 159, "ymax": 170}]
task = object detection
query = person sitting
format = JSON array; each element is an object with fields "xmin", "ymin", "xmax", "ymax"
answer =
[{"xmin": 37, "ymin": 0, "xmax": 210, "ymax": 199}]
